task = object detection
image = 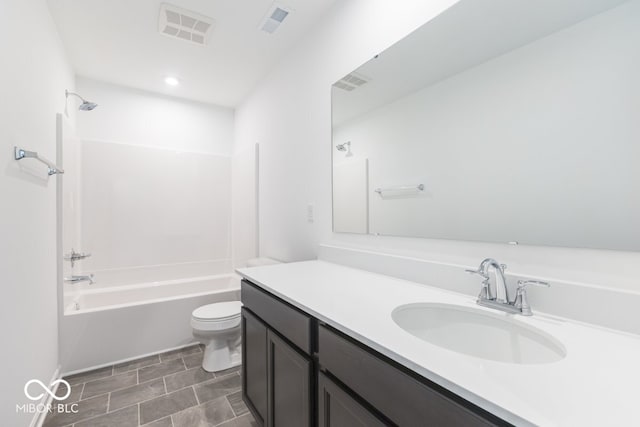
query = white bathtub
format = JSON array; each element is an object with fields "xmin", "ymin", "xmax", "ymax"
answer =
[{"xmin": 60, "ymin": 274, "xmax": 241, "ymax": 374}]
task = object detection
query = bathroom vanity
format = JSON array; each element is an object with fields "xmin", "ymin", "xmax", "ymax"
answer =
[
  {"xmin": 240, "ymin": 279, "xmax": 504, "ymax": 426},
  {"xmin": 238, "ymin": 261, "xmax": 640, "ymax": 427}
]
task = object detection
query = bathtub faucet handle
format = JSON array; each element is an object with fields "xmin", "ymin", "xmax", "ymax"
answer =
[{"xmin": 64, "ymin": 249, "xmax": 92, "ymax": 267}]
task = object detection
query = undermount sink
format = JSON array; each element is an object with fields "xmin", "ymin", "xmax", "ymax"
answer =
[{"xmin": 392, "ymin": 303, "xmax": 566, "ymax": 364}]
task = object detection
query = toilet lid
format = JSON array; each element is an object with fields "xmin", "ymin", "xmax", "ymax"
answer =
[{"xmin": 192, "ymin": 301, "xmax": 242, "ymax": 322}]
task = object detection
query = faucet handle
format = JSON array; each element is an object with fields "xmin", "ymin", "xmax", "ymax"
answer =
[
  {"xmin": 515, "ymin": 280, "xmax": 549, "ymax": 316},
  {"xmin": 465, "ymin": 268, "xmax": 489, "ymax": 280},
  {"xmin": 466, "ymin": 269, "xmax": 491, "ymax": 301},
  {"xmin": 517, "ymin": 280, "xmax": 550, "ymax": 290}
]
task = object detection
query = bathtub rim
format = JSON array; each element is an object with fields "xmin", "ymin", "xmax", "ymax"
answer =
[{"xmin": 64, "ymin": 273, "xmax": 241, "ymax": 316}]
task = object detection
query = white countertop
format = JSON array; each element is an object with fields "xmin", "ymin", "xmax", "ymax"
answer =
[{"xmin": 237, "ymin": 260, "xmax": 640, "ymax": 427}]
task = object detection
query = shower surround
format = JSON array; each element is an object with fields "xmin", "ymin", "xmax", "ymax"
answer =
[{"xmin": 59, "ymin": 79, "xmax": 241, "ymax": 373}]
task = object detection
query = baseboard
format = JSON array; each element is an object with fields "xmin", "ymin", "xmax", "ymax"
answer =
[
  {"xmin": 30, "ymin": 365, "xmax": 61, "ymax": 427},
  {"xmin": 60, "ymin": 342, "xmax": 201, "ymax": 377}
]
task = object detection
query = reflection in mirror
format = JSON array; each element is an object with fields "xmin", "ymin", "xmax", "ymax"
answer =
[{"xmin": 332, "ymin": 0, "xmax": 640, "ymax": 251}]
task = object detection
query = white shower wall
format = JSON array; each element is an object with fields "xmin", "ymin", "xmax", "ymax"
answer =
[
  {"xmin": 79, "ymin": 141, "xmax": 232, "ymax": 281},
  {"xmin": 72, "ymin": 79, "xmax": 236, "ymax": 282}
]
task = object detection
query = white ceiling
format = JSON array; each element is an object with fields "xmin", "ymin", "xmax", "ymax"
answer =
[{"xmin": 48, "ymin": 0, "xmax": 339, "ymax": 107}]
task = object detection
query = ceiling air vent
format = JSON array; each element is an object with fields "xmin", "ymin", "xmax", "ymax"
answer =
[
  {"xmin": 159, "ymin": 3, "xmax": 214, "ymax": 46},
  {"xmin": 333, "ymin": 72, "xmax": 370, "ymax": 91},
  {"xmin": 259, "ymin": 2, "xmax": 293, "ymax": 34}
]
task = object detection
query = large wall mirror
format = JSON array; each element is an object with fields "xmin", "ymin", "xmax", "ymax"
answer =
[{"xmin": 331, "ymin": 0, "xmax": 640, "ymax": 251}]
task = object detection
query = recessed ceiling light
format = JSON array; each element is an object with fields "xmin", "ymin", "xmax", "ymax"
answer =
[{"xmin": 165, "ymin": 76, "xmax": 179, "ymax": 86}]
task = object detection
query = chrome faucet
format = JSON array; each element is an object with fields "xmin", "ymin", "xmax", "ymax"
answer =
[
  {"xmin": 64, "ymin": 274, "xmax": 94, "ymax": 285},
  {"xmin": 466, "ymin": 258, "xmax": 508, "ymax": 303},
  {"xmin": 466, "ymin": 258, "xmax": 549, "ymax": 316},
  {"xmin": 64, "ymin": 249, "xmax": 91, "ymax": 268}
]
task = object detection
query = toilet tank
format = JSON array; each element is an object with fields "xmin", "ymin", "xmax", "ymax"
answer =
[{"xmin": 246, "ymin": 257, "xmax": 281, "ymax": 267}]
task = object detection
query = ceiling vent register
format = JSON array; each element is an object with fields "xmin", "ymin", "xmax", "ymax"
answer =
[
  {"xmin": 260, "ymin": 2, "xmax": 292, "ymax": 34},
  {"xmin": 159, "ymin": 3, "xmax": 214, "ymax": 46},
  {"xmin": 333, "ymin": 73, "xmax": 370, "ymax": 91}
]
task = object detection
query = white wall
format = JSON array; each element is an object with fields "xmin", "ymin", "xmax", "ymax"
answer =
[
  {"xmin": 69, "ymin": 80, "xmax": 236, "ymax": 281},
  {"xmin": 76, "ymin": 77, "xmax": 234, "ymax": 155},
  {"xmin": 235, "ymin": 0, "xmax": 640, "ymax": 293},
  {"xmin": 0, "ymin": 0, "xmax": 75, "ymax": 425},
  {"xmin": 235, "ymin": 0, "xmax": 461, "ymax": 262},
  {"xmin": 333, "ymin": 3, "xmax": 640, "ymax": 250}
]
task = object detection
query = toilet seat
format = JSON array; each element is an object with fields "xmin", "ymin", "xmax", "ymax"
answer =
[{"xmin": 191, "ymin": 301, "xmax": 242, "ymax": 331}]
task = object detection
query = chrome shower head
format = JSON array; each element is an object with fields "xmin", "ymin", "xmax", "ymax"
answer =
[
  {"xmin": 336, "ymin": 141, "xmax": 350, "ymax": 151},
  {"xmin": 79, "ymin": 101, "xmax": 98, "ymax": 111},
  {"xmin": 66, "ymin": 90, "xmax": 98, "ymax": 111},
  {"xmin": 336, "ymin": 141, "xmax": 353, "ymax": 157}
]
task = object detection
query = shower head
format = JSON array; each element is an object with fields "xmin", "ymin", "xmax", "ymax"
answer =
[
  {"xmin": 66, "ymin": 90, "xmax": 98, "ymax": 111},
  {"xmin": 78, "ymin": 101, "xmax": 98, "ymax": 111},
  {"xmin": 336, "ymin": 141, "xmax": 353, "ymax": 157},
  {"xmin": 336, "ymin": 141, "xmax": 350, "ymax": 151}
]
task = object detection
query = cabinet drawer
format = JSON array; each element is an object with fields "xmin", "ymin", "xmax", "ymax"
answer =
[
  {"xmin": 241, "ymin": 280, "xmax": 313, "ymax": 355},
  {"xmin": 318, "ymin": 325, "xmax": 505, "ymax": 427}
]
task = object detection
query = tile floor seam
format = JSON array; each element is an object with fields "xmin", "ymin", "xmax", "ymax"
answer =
[
  {"xmin": 138, "ymin": 390, "xmax": 200, "ymax": 425},
  {"xmin": 164, "ymin": 395, "xmax": 235, "ymax": 426},
  {"xmin": 57, "ymin": 400, "xmax": 112, "ymax": 427},
  {"xmin": 83, "ymin": 375, "xmax": 142, "ymax": 402},
  {"xmin": 225, "ymin": 395, "xmax": 242, "ymax": 417},
  {"xmin": 48, "ymin": 350, "xmax": 253, "ymax": 427},
  {"xmin": 193, "ymin": 385, "xmax": 200, "ymax": 405},
  {"xmin": 111, "ymin": 390, "xmax": 174, "ymax": 411},
  {"xmin": 51, "ymin": 390, "xmax": 245, "ymax": 425},
  {"xmin": 214, "ymin": 397, "xmax": 237, "ymax": 426},
  {"xmin": 74, "ymin": 367, "xmax": 218, "ymax": 407}
]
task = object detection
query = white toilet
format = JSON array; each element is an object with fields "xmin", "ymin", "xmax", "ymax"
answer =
[{"xmin": 191, "ymin": 301, "xmax": 242, "ymax": 373}]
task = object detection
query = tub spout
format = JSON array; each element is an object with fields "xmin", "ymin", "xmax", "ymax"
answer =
[{"xmin": 65, "ymin": 274, "xmax": 94, "ymax": 284}]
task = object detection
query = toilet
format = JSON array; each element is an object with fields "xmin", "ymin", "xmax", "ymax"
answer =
[
  {"xmin": 191, "ymin": 301, "xmax": 242, "ymax": 373},
  {"xmin": 191, "ymin": 259, "xmax": 280, "ymax": 372}
]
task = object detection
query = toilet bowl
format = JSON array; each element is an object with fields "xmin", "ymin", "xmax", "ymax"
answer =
[{"xmin": 191, "ymin": 301, "xmax": 242, "ymax": 372}]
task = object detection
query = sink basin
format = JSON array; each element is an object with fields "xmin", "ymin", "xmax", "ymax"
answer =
[{"xmin": 392, "ymin": 303, "xmax": 566, "ymax": 364}]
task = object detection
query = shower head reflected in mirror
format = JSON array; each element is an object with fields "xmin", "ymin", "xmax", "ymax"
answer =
[
  {"xmin": 336, "ymin": 141, "xmax": 353, "ymax": 157},
  {"xmin": 66, "ymin": 90, "xmax": 98, "ymax": 111}
]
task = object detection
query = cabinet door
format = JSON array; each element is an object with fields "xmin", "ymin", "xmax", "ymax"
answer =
[
  {"xmin": 318, "ymin": 372, "xmax": 387, "ymax": 427},
  {"xmin": 241, "ymin": 308, "xmax": 268, "ymax": 426},
  {"xmin": 267, "ymin": 330, "xmax": 312, "ymax": 427}
]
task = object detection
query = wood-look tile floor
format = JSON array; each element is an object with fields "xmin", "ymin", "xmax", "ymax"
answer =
[{"xmin": 43, "ymin": 344, "xmax": 257, "ymax": 427}]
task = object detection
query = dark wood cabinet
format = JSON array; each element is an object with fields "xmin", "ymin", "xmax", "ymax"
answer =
[
  {"xmin": 318, "ymin": 372, "xmax": 387, "ymax": 427},
  {"xmin": 241, "ymin": 279, "xmax": 510, "ymax": 427},
  {"xmin": 318, "ymin": 324, "xmax": 506, "ymax": 427},
  {"xmin": 241, "ymin": 281, "xmax": 314, "ymax": 427},
  {"xmin": 241, "ymin": 308, "xmax": 268, "ymax": 425},
  {"xmin": 267, "ymin": 330, "xmax": 312, "ymax": 427}
]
